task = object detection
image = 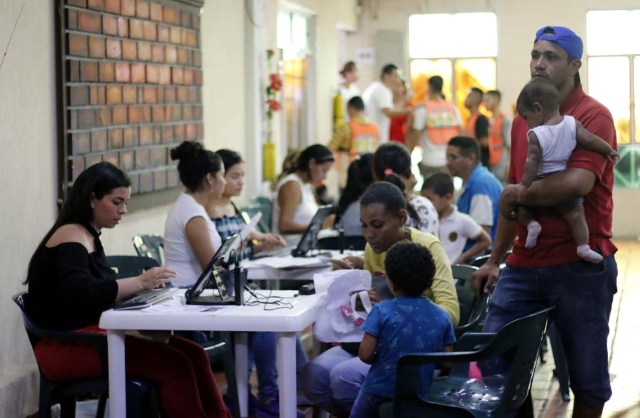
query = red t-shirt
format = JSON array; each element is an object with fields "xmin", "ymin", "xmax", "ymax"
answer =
[
  {"xmin": 507, "ymin": 84, "xmax": 617, "ymax": 267},
  {"xmin": 389, "ymin": 100, "xmax": 412, "ymax": 143}
]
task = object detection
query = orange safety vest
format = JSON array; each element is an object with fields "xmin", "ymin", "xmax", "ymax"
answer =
[
  {"xmin": 348, "ymin": 120, "xmax": 379, "ymax": 161},
  {"xmin": 462, "ymin": 112, "xmax": 481, "ymax": 138},
  {"xmin": 487, "ymin": 113, "xmax": 505, "ymax": 166},
  {"xmin": 424, "ymin": 99, "xmax": 461, "ymax": 145}
]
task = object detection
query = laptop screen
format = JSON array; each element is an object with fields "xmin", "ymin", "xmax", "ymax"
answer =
[
  {"xmin": 292, "ymin": 205, "xmax": 335, "ymax": 256},
  {"xmin": 185, "ymin": 233, "xmax": 240, "ymax": 300}
]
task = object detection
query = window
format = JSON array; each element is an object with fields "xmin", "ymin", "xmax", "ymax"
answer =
[
  {"xmin": 277, "ymin": 10, "xmax": 312, "ymax": 152},
  {"xmin": 587, "ymin": 10, "xmax": 640, "ymax": 187},
  {"xmin": 408, "ymin": 13, "xmax": 497, "ymax": 120}
]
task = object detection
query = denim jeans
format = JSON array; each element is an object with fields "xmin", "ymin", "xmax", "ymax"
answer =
[
  {"xmin": 249, "ymin": 332, "xmax": 308, "ymax": 399},
  {"xmin": 349, "ymin": 390, "xmax": 388, "ymax": 418},
  {"xmin": 483, "ymin": 254, "xmax": 618, "ymax": 406},
  {"xmin": 300, "ymin": 346, "xmax": 370, "ymax": 416}
]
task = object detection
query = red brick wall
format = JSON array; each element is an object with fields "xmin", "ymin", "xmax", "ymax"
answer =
[{"xmin": 62, "ymin": 0, "xmax": 203, "ymax": 194}]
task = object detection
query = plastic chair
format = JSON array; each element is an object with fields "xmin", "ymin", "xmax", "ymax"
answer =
[
  {"xmin": 13, "ymin": 292, "xmax": 160, "ymax": 418},
  {"xmin": 105, "ymin": 255, "xmax": 161, "ymax": 279},
  {"xmin": 132, "ymin": 234, "xmax": 165, "ymax": 265},
  {"xmin": 251, "ymin": 196, "xmax": 273, "ymax": 231},
  {"xmin": 451, "ymin": 264, "xmax": 488, "ymax": 339},
  {"xmin": 466, "ymin": 251, "xmax": 570, "ymax": 402},
  {"xmin": 240, "ymin": 206, "xmax": 270, "ymax": 233},
  {"xmin": 388, "ymin": 307, "xmax": 554, "ymax": 418}
]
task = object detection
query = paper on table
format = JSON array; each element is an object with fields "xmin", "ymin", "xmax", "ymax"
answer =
[
  {"xmin": 243, "ymin": 255, "xmax": 330, "ymax": 269},
  {"xmin": 141, "ymin": 297, "xmax": 232, "ymax": 314}
]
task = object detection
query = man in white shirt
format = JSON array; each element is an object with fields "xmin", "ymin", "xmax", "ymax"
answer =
[{"xmin": 362, "ymin": 64, "xmax": 413, "ymax": 143}]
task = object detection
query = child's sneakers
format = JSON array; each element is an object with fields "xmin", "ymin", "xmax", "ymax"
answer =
[{"xmin": 577, "ymin": 244, "xmax": 603, "ymax": 264}]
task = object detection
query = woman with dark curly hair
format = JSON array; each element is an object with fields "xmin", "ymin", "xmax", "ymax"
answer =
[{"xmin": 301, "ymin": 181, "xmax": 458, "ymax": 417}]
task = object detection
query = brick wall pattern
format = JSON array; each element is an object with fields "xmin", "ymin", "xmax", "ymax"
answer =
[{"xmin": 63, "ymin": 0, "xmax": 203, "ymax": 193}]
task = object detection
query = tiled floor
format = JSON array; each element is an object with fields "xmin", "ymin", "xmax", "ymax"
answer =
[
  {"xmin": 47, "ymin": 240, "xmax": 640, "ymax": 417},
  {"xmin": 531, "ymin": 240, "xmax": 640, "ymax": 418}
]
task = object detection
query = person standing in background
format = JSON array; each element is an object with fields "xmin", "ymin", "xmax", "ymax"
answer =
[
  {"xmin": 484, "ymin": 90, "xmax": 512, "ymax": 183},
  {"xmin": 328, "ymin": 96, "xmax": 379, "ymax": 189},
  {"xmin": 334, "ymin": 61, "xmax": 360, "ymax": 126},
  {"xmin": 362, "ymin": 64, "xmax": 413, "ymax": 144},
  {"xmin": 389, "ymin": 79, "xmax": 414, "ymax": 149},
  {"xmin": 407, "ymin": 75, "xmax": 462, "ymax": 179},
  {"xmin": 463, "ymin": 87, "xmax": 491, "ymax": 167}
]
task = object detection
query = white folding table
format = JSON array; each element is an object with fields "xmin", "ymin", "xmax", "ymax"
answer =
[{"xmin": 99, "ymin": 290, "xmax": 322, "ymax": 418}]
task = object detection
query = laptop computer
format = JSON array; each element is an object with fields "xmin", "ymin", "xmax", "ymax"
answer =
[
  {"xmin": 185, "ymin": 233, "xmax": 244, "ymax": 305},
  {"xmin": 252, "ymin": 205, "xmax": 335, "ymax": 259}
]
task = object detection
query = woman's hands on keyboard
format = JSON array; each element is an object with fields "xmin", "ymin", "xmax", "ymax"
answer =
[{"xmin": 137, "ymin": 267, "xmax": 176, "ymax": 292}]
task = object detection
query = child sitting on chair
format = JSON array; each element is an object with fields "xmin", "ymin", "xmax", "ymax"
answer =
[
  {"xmin": 421, "ymin": 172, "xmax": 492, "ymax": 264},
  {"xmin": 510, "ymin": 79, "xmax": 618, "ymax": 263},
  {"xmin": 349, "ymin": 241, "xmax": 455, "ymax": 418}
]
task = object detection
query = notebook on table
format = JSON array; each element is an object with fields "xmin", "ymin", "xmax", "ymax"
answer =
[
  {"xmin": 252, "ymin": 205, "xmax": 335, "ymax": 259},
  {"xmin": 185, "ymin": 233, "xmax": 244, "ymax": 306}
]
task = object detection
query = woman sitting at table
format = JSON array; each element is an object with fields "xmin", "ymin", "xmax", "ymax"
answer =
[
  {"xmin": 300, "ymin": 181, "xmax": 459, "ymax": 417},
  {"xmin": 272, "ymin": 144, "xmax": 335, "ymax": 243},
  {"xmin": 25, "ymin": 162, "xmax": 230, "ymax": 418},
  {"xmin": 164, "ymin": 141, "xmax": 226, "ymax": 288},
  {"xmin": 207, "ymin": 149, "xmax": 286, "ymax": 259},
  {"xmin": 335, "ymin": 153, "xmax": 374, "ymax": 236},
  {"xmin": 207, "ymin": 149, "xmax": 309, "ymax": 416}
]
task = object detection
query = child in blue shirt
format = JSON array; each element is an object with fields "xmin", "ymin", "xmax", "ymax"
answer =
[{"xmin": 349, "ymin": 240, "xmax": 456, "ymax": 418}]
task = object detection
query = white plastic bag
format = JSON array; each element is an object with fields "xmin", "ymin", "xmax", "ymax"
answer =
[{"xmin": 313, "ymin": 269, "xmax": 372, "ymax": 343}]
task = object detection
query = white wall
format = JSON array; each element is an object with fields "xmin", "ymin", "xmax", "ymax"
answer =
[
  {"xmin": 0, "ymin": 0, "xmax": 56, "ymax": 415},
  {"xmin": 346, "ymin": 0, "xmax": 639, "ymax": 238},
  {"xmin": 0, "ymin": 1, "xmax": 358, "ymax": 414},
  {"xmin": 1, "ymin": 0, "xmax": 637, "ymax": 415}
]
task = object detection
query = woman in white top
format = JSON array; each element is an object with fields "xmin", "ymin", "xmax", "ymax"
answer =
[
  {"xmin": 164, "ymin": 141, "xmax": 226, "ymax": 288},
  {"xmin": 272, "ymin": 144, "xmax": 335, "ymax": 243},
  {"xmin": 373, "ymin": 142, "xmax": 439, "ymax": 236}
]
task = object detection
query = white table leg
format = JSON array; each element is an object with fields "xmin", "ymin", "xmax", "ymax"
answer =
[
  {"xmin": 107, "ymin": 330, "xmax": 126, "ymax": 417},
  {"xmin": 277, "ymin": 332, "xmax": 297, "ymax": 418},
  {"xmin": 234, "ymin": 332, "xmax": 249, "ymax": 418}
]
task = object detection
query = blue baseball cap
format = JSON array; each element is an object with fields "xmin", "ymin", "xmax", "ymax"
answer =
[{"xmin": 534, "ymin": 26, "xmax": 583, "ymax": 60}]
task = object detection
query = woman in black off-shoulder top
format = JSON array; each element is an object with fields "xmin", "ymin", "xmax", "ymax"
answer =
[{"xmin": 25, "ymin": 162, "xmax": 230, "ymax": 418}]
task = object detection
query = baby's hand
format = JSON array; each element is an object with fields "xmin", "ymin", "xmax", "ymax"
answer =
[{"xmin": 608, "ymin": 149, "xmax": 620, "ymax": 165}]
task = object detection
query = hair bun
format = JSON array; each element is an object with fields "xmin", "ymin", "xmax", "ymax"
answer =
[
  {"xmin": 383, "ymin": 173, "xmax": 406, "ymax": 192},
  {"xmin": 170, "ymin": 141, "xmax": 202, "ymax": 162}
]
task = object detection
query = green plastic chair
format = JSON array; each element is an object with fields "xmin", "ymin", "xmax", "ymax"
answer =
[
  {"xmin": 132, "ymin": 234, "xmax": 165, "ymax": 265},
  {"xmin": 13, "ymin": 292, "xmax": 161, "ymax": 418},
  {"xmin": 105, "ymin": 255, "xmax": 160, "ymax": 279},
  {"xmin": 451, "ymin": 264, "xmax": 488, "ymax": 339},
  {"xmin": 251, "ymin": 196, "xmax": 273, "ymax": 231},
  {"xmin": 240, "ymin": 206, "xmax": 270, "ymax": 234},
  {"xmin": 386, "ymin": 307, "xmax": 554, "ymax": 418}
]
